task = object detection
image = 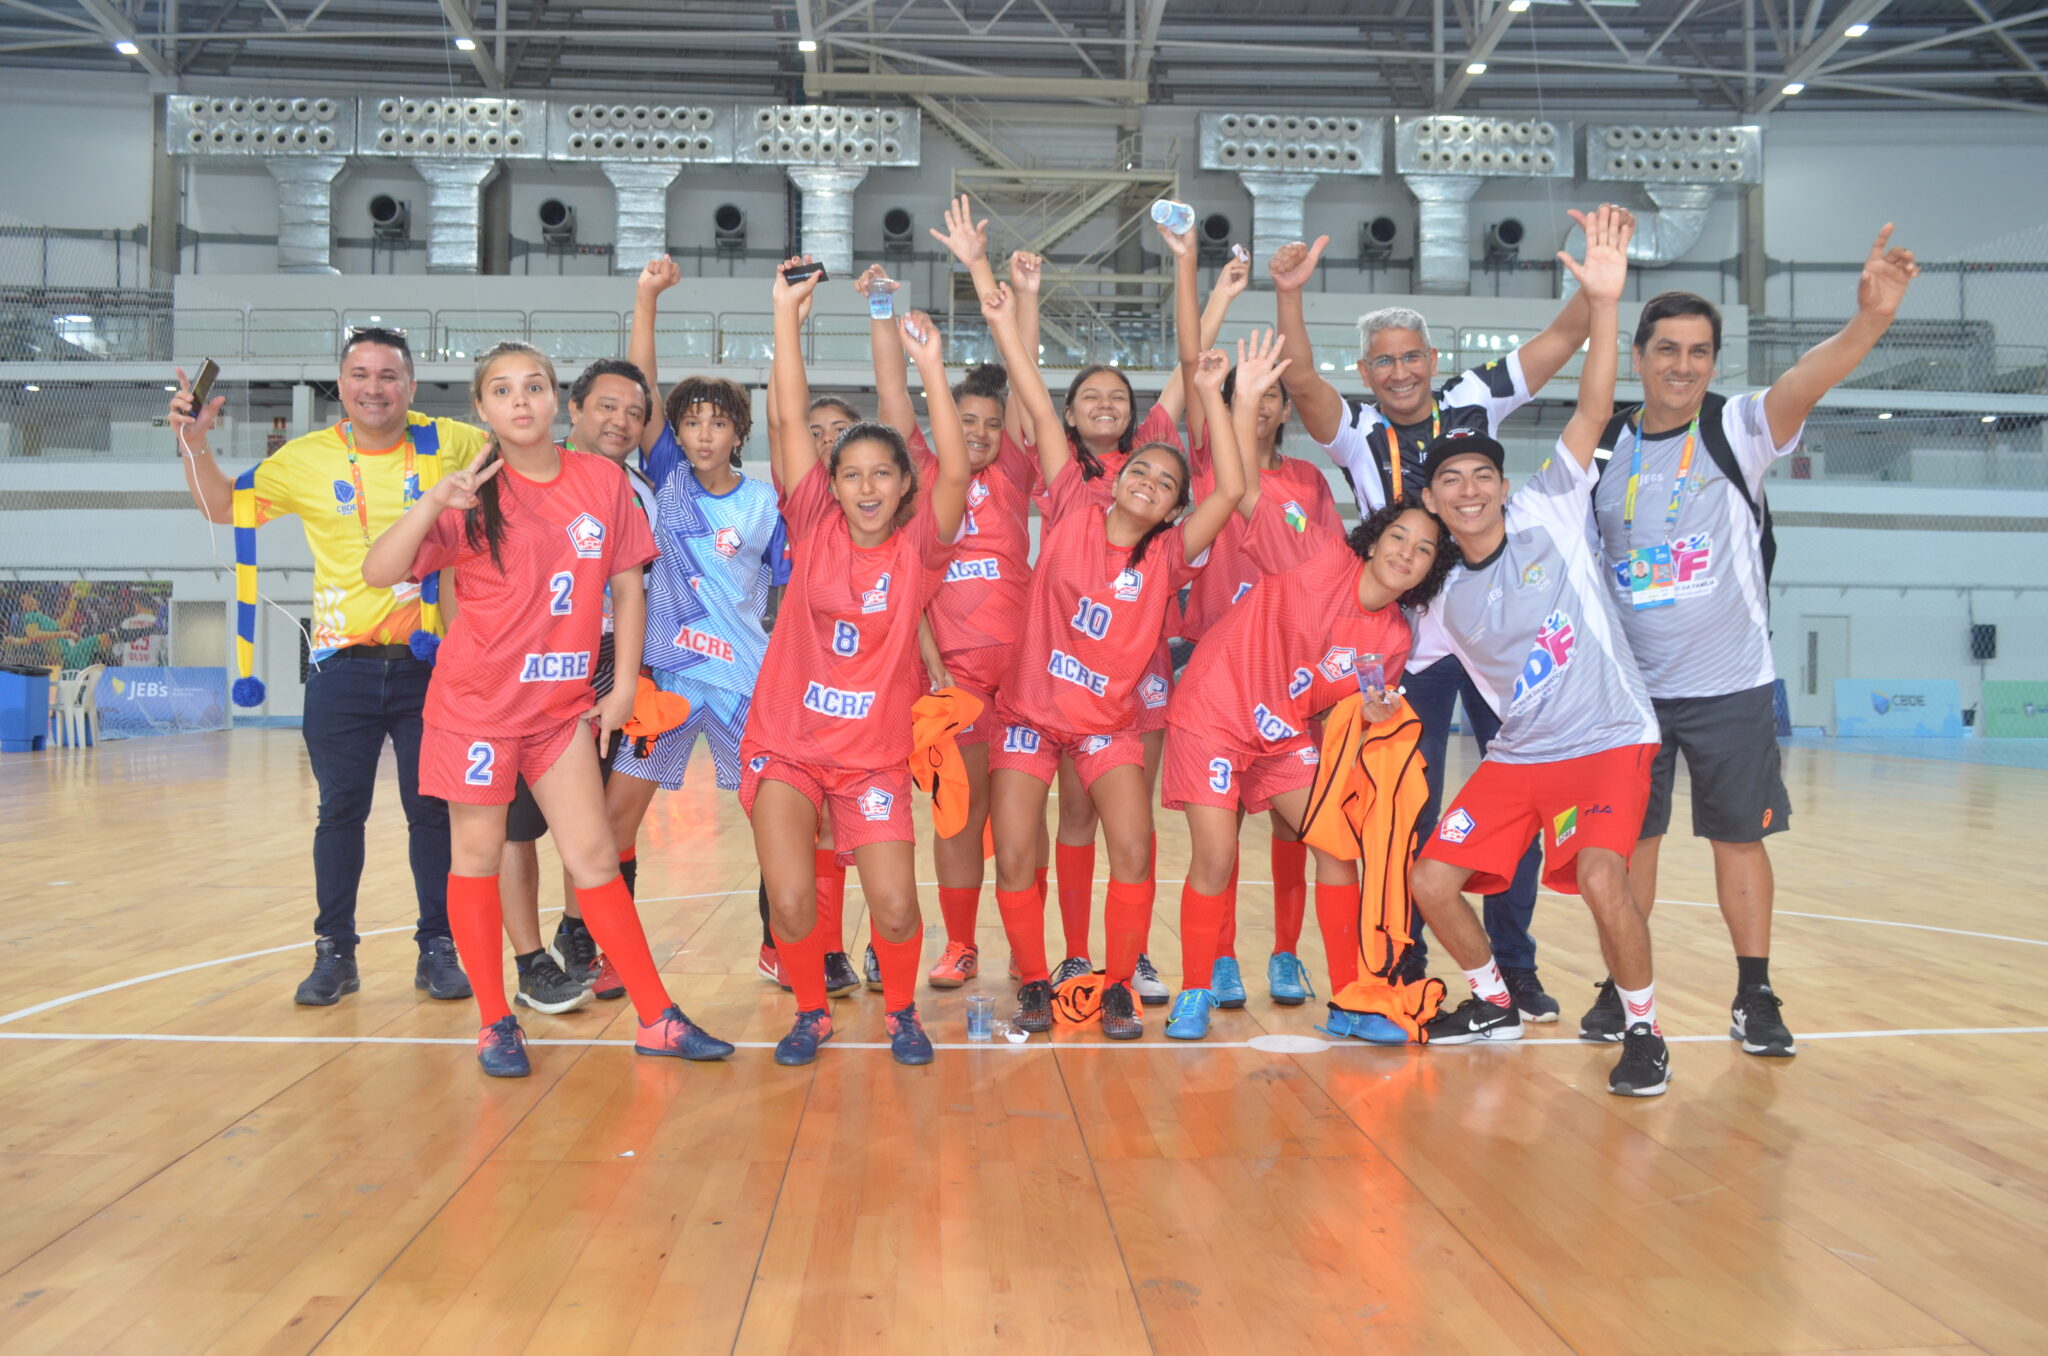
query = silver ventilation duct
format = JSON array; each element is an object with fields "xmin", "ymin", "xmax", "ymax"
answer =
[
  {"xmin": 786, "ymin": 166, "xmax": 869, "ymax": 278},
  {"xmin": 1558, "ymin": 184, "xmax": 1716, "ymax": 298},
  {"xmin": 415, "ymin": 158, "xmax": 500, "ymax": 274},
  {"xmin": 264, "ymin": 156, "xmax": 347, "ymax": 275},
  {"xmin": 603, "ymin": 162, "xmax": 683, "ymax": 274},
  {"xmin": 1236, "ymin": 173, "xmax": 1318, "ymax": 275},
  {"xmin": 1404, "ymin": 175, "xmax": 1483, "ymax": 294}
]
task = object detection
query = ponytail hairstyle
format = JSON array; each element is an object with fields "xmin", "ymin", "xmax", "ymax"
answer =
[
  {"xmin": 464, "ymin": 340, "xmax": 559, "ymax": 573},
  {"xmin": 1062, "ymin": 363, "xmax": 1137, "ymax": 481},
  {"xmin": 952, "ymin": 361, "xmax": 1008, "ymax": 405},
  {"xmin": 1121, "ymin": 439, "xmax": 1193, "ymax": 572},
  {"xmin": 829, "ymin": 421, "xmax": 921, "ymax": 531},
  {"xmin": 1345, "ymin": 502, "xmax": 1458, "ymax": 612}
]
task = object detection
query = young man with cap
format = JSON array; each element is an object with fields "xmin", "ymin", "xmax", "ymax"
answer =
[
  {"xmin": 168, "ymin": 328, "xmax": 481, "ymax": 1006},
  {"xmin": 1408, "ymin": 206, "xmax": 1673, "ymax": 1097},
  {"xmin": 1270, "ymin": 213, "xmax": 1624, "ymax": 1022},
  {"xmin": 1586, "ymin": 226, "xmax": 1919, "ymax": 1056}
]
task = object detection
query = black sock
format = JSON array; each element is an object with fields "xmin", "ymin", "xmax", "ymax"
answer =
[
  {"xmin": 619, "ymin": 855, "xmax": 638, "ymax": 898},
  {"xmin": 558, "ymin": 911, "xmax": 588, "ymax": 937},
  {"xmin": 1736, "ymin": 955, "xmax": 1771, "ymax": 992},
  {"xmin": 514, "ymin": 948, "xmax": 545, "ymax": 974},
  {"xmin": 759, "ymin": 881, "xmax": 775, "ymax": 949}
]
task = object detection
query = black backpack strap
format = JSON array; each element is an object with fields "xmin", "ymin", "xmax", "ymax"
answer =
[
  {"xmin": 1692, "ymin": 391, "xmax": 1776, "ymax": 585},
  {"xmin": 1593, "ymin": 405, "xmax": 1639, "ymax": 476}
]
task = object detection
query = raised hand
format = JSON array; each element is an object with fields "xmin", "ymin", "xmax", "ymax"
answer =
[
  {"xmin": 979, "ymin": 281, "xmax": 1018, "ymax": 330},
  {"xmin": 1192, "ymin": 346, "xmax": 1230, "ymax": 397},
  {"xmin": 1233, "ymin": 329, "xmax": 1293, "ymax": 399},
  {"xmin": 1156, "ymin": 216, "xmax": 1196, "ymax": 259},
  {"xmin": 772, "ymin": 254, "xmax": 823, "ymax": 311},
  {"xmin": 1268, "ymin": 235, "xmax": 1329, "ymax": 292},
  {"xmin": 899, "ymin": 309, "xmax": 942, "ymax": 364},
  {"xmin": 928, "ymin": 193, "xmax": 989, "ymax": 266},
  {"xmin": 168, "ymin": 365, "xmax": 225, "ymax": 442},
  {"xmin": 855, "ymin": 262, "xmax": 892, "ymax": 299},
  {"xmin": 637, "ymin": 254, "xmax": 681, "ymax": 297},
  {"xmin": 1216, "ymin": 249, "xmax": 1251, "ymax": 301},
  {"xmin": 1558, "ymin": 204, "xmax": 1632, "ymax": 304},
  {"xmin": 426, "ymin": 445, "xmax": 503, "ymax": 512},
  {"xmin": 1857, "ymin": 224, "xmax": 1919, "ymax": 319},
  {"xmin": 1009, "ymin": 250, "xmax": 1043, "ymax": 295}
]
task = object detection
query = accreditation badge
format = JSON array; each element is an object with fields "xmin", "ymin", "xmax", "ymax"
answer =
[{"xmin": 1615, "ymin": 544, "xmax": 1677, "ymax": 610}]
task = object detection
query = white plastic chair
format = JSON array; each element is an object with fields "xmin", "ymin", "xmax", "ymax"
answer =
[{"xmin": 54, "ymin": 663, "xmax": 103, "ymax": 747}]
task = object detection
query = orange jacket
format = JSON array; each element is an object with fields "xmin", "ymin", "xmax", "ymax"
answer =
[
  {"xmin": 910, "ymin": 686, "xmax": 985, "ymax": 839},
  {"xmin": 621, "ymin": 676, "xmax": 692, "ymax": 761}
]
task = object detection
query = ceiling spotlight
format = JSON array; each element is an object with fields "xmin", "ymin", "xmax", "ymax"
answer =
[
  {"xmin": 1509, "ymin": 0, "xmax": 1531, "ymax": 10},
  {"xmin": 163, "ymin": 384, "xmax": 178, "ymax": 392},
  {"xmin": 1782, "ymin": 81, "xmax": 1806, "ymax": 95},
  {"xmin": 798, "ymin": 38, "xmax": 818, "ymax": 52},
  {"xmin": 23, "ymin": 383, "xmax": 39, "ymax": 392},
  {"xmin": 454, "ymin": 37, "xmax": 476, "ymax": 51},
  {"xmin": 1844, "ymin": 22, "xmax": 1869, "ymax": 37},
  {"xmin": 1877, "ymin": 411, "xmax": 1892, "ymax": 419},
  {"xmin": 1466, "ymin": 62, "xmax": 1488, "ymax": 75},
  {"xmin": 114, "ymin": 40, "xmax": 139, "ymax": 55},
  {"xmin": 1981, "ymin": 414, "xmax": 1997, "ymax": 423}
]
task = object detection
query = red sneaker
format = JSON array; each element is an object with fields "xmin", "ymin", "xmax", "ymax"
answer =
[
  {"xmin": 756, "ymin": 944, "xmax": 790, "ymax": 990},
  {"xmin": 928, "ymin": 940, "xmax": 980, "ymax": 989},
  {"xmin": 589, "ymin": 953, "xmax": 626, "ymax": 1001}
]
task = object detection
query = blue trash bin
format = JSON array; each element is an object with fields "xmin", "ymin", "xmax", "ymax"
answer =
[{"xmin": 0, "ymin": 664, "xmax": 51, "ymax": 752}]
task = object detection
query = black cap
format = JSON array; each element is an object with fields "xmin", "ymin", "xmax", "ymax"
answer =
[{"xmin": 1421, "ymin": 429, "xmax": 1505, "ymax": 483}]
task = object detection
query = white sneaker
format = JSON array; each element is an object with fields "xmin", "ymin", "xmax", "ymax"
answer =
[{"xmin": 1132, "ymin": 953, "xmax": 1169, "ymax": 1006}]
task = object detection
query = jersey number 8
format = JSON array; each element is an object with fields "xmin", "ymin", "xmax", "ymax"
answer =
[{"xmin": 832, "ymin": 619, "xmax": 860, "ymax": 657}]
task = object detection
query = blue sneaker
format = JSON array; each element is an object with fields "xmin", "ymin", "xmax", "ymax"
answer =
[
  {"xmin": 773, "ymin": 1008, "xmax": 835, "ymax": 1066},
  {"xmin": 1164, "ymin": 988, "xmax": 1217, "ymax": 1040},
  {"xmin": 635, "ymin": 1005, "xmax": 736, "ymax": 1061},
  {"xmin": 1267, "ymin": 952, "xmax": 1315, "ymax": 1007},
  {"xmin": 1318, "ymin": 1008, "xmax": 1410, "ymax": 1045},
  {"xmin": 476, "ymin": 1015, "xmax": 531, "ymax": 1077},
  {"xmin": 885, "ymin": 1004, "xmax": 935, "ymax": 1065},
  {"xmin": 1210, "ymin": 956, "xmax": 1248, "ymax": 1009}
]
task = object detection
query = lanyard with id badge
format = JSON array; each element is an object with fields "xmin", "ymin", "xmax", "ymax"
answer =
[{"xmin": 1611, "ymin": 412, "xmax": 1699, "ymax": 610}]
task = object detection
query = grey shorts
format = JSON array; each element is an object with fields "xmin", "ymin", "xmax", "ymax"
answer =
[{"xmin": 1640, "ymin": 682, "xmax": 1791, "ymax": 843}]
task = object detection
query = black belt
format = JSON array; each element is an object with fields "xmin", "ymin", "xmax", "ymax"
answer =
[{"xmin": 329, "ymin": 643, "xmax": 415, "ymax": 661}]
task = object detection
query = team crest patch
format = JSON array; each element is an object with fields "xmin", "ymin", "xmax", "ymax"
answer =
[
  {"xmin": 1080, "ymin": 735, "xmax": 1113, "ymax": 755},
  {"xmin": 748, "ymin": 754, "xmax": 770, "ymax": 773},
  {"xmin": 714, "ymin": 525, "xmax": 742, "ymax": 557},
  {"xmin": 968, "ymin": 478, "xmax": 990, "ymax": 507},
  {"xmin": 1553, "ymin": 806, "xmax": 1578, "ymax": 846},
  {"xmin": 1520, "ymin": 563, "xmax": 1546, "ymax": 588},
  {"xmin": 1113, "ymin": 567, "xmax": 1144, "ymax": 602},
  {"xmin": 861, "ymin": 572, "xmax": 893, "ymax": 614},
  {"xmin": 858, "ymin": 786, "xmax": 895, "ymax": 821},
  {"xmin": 1438, "ymin": 808, "xmax": 1476, "ymax": 844},
  {"xmin": 1139, "ymin": 674, "xmax": 1169, "ymax": 708},
  {"xmin": 1282, "ymin": 500, "xmax": 1309, "ymax": 533},
  {"xmin": 1318, "ymin": 647, "xmax": 1357, "ymax": 683},
  {"xmin": 1297, "ymin": 747, "xmax": 1320, "ymax": 765},
  {"xmin": 567, "ymin": 512, "xmax": 606, "ymax": 559}
]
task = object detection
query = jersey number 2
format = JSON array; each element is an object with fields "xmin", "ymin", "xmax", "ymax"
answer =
[
  {"xmin": 548, "ymin": 571, "xmax": 574, "ymax": 615},
  {"xmin": 465, "ymin": 741, "xmax": 495, "ymax": 786}
]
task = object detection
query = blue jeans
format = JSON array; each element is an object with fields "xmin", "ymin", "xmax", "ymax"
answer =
[
  {"xmin": 1406, "ymin": 653, "xmax": 1542, "ymax": 971},
  {"xmin": 300, "ymin": 654, "xmax": 449, "ymax": 951}
]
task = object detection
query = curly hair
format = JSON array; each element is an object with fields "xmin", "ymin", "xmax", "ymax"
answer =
[
  {"xmin": 665, "ymin": 375, "xmax": 753, "ymax": 468},
  {"xmin": 1344, "ymin": 502, "xmax": 1457, "ymax": 612}
]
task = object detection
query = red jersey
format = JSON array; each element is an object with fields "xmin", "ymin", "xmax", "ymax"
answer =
[
  {"xmin": 1168, "ymin": 494, "xmax": 1412, "ymax": 755},
  {"xmin": 410, "ymin": 448, "xmax": 656, "ymax": 735},
  {"xmin": 909, "ymin": 429, "xmax": 1035, "ymax": 675},
  {"xmin": 742, "ymin": 460, "xmax": 952, "ymax": 770},
  {"xmin": 1002, "ymin": 457, "xmax": 1204, "ymax": 735},
  {"xmin": 1030, "ymin": 402, "xmax": 1182, "ymax": 512},
  {"xmin": 1182, "ymin": 455, "xmax": 1343, "ymax": 643}
]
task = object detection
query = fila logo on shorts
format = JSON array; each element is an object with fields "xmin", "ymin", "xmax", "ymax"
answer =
[
  {"xmin": 1439, "ymin": 807, "xmax": 1476, "ymax": 844},
  {"xmin": 1139, "ymin": 674, "xmax": 1170, "ymax": 709},
  {"xmin": 567, "ymin": 512, "xmax": 607, "ymax": 558},
  {"xmin": 859, "ymin": 786, "xmax": 895, "ymax": 821},
  {"xmin": 714, "ymin": 525, "xmax": 742, "ymax": 557},
  {"xmin": 520, "ymin": 651, "xmax": 591, "ymax": 682},
  {"xmin": 1318, "ymin": 647, "xmax": 1357, "ymax": 683},
  {"xmin": 1113, "ymin": 568, "xmax": 1144, "ymax": 602}
]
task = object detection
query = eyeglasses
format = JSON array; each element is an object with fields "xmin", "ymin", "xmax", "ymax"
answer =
[{"xmin": 1365, "ymin": 349, "xmax": 1430, "ymax": 373}]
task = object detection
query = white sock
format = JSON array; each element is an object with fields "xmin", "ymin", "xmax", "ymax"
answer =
[
  {"xmin": 1617, "ymin": 980, "xmax": 1660, "ymax": 1034},
  {"xmin": 1463, "ymin": 960, "xmax": 1511, "ymax": 1008}
]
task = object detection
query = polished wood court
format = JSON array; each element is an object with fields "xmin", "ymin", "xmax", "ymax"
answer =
[{"xmin": 2, "ymin": 730, "xmax": 2046, "ymax": 1354}]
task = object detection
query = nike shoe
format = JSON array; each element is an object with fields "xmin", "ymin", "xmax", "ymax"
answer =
[
  {"xmin": 1609, "ymin": 1022, "xmax": 1672, "ymax": 1096},
  {"xmin": 477, "ymin": 1015, "xmax": 530, "ymax": 1078},
  {"xmin": 589, "ymin": 952, "xmax": 625, "ymax": 1001},
  {"xmin": 1422, "ymin": 996, "xmax": 1522, "ymax": 1046},
  {"xmin": 756, "ymin": 944, "xmax": 790, "ymax": 990},
  {"xmin": 1318, "ymin": 1008, "xmax": 1409, "ymax": 1045},
  {"xmin": 634, "ymin": 1005, "xmax": 735, "ymax": 1061},
  {"xmin": 1164, "ymin": 988, "xmax": 1217, "ymax": 1040},
  {"xmin": 1579, "ymin": 977, "xmax": 1625, "ymax": 1043},
  {"xmin": 885, "ymin": 1005, "xmax": 936, "ymax": 1065},
  {"xmin": 1731, "ymin": 986, "xmax": 1797, "ymax": 1057},
  {"xmin": 928, "ymin": 941, "xmax": 980, "ymax": 989},
  {"xmin": 1209, "ymin": 955, "xmax": 1248, "ymax": 1009},
  {"xmin": 1266, "ymin": 952, "xmax": 1314, "ymax": 1007},
  {"xmin": 1131, "ymin": 953, "xmax": 1169, "ymax": 1006},
  {"xmin": 773, "ymin": 1009, "xmax": 835, "ymax": 1066},
  {"xmin": 1501, "ymin": 965, "xmax": 1561, "ymax": 1024}
]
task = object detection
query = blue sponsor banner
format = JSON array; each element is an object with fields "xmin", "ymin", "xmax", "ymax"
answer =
[
  {"xmin": 93, "ymin": 666, "xmax": 229, "ymax": 739},
  {"xmin": 1834, "ymin": 679, "xmax": 1964, "ymax": 737}
]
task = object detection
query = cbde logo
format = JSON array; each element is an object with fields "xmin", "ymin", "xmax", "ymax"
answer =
[{"xmin": 1870, "ymin": 689, "xmax": 1927, "ymax": 715}]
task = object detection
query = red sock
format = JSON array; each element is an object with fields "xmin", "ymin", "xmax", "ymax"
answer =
[
  {"xmin": 1217, "ymin": 856, "xmax": 1240, "ymax": 960},
  {"xmin": 1104, "ymin": 877, "xmax": 1154, "ymax": 986},
  {"xmin": 447, "ymin": 873, "xmax": 509, "ymax": 1026},
  {"xmin": 997, "ymin": 887, "xmax": 1049, "ymax": 983},
  {"xmin": 871, "ymin": 929, "xmax": 922, "ymax": 1011},
  {"xmin": 1034, "ymin": 864, "xmax": 1049, "ymax": 906},
  {"xmin": 1179, "ymin": 884, "xmax": 1226, "ymax": 992},
  {"xmin": 1315, "ymin": 881, "xmax": 1361, "ymax": 993},
  {"xmin": 1055, "ymin": 842, "xmax": 1094, "ymax": 959},
  {"xmin": 938, "ymin": 887, "xmax": 980, "ymax": 948},
  {"xmin": 813, "ymin": 848, "xmax": 847, "ymax": 952},
  {"xmin": 1271, "ymin": 839, "xmax": 1308, "ymax": 954},
  {"xmin": 577, "ymin": 875, "xmax": 673, "ymax": 1024},
  {"xmin": 772, "ymin": 922, "xmax": 830, "ymax": 1013}
]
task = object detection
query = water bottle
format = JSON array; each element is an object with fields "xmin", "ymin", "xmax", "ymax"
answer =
[
  {"xmin": 1150, "ymin": 199, "xmax": 1195, "ymax": 236},
  {"xmin": 868, "ymin": 277, "xmax": 900, "ymax": 320}
]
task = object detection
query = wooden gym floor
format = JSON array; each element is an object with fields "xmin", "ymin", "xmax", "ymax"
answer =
[{"xmin": 1, "ymin": 730, "xmax": 2045, "ymax": 1355}]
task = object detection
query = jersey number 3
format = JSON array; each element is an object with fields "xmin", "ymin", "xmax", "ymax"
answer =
[{"xmin": 548, "ymin": 571, "xmax": 574, "ymax": 616}]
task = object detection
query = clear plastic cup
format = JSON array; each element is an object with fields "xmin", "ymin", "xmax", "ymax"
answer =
[
  {"xmin": 1150, "ymin": 199, "xmax": 1195, "ymax": 236},
  {"xmin": 965, "ymin": 993, "xmax": 995, "ymax": 1042},
  {"xmin": 868, "ymin": 278, "xmax": 899, "ymax": 320}
]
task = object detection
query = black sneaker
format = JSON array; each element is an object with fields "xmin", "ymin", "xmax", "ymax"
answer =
[
  {"xmin": 1014, "ymin": 979, "xmax": 1054, "ymax": 1033},
  {"xmin": 1100, "ymin": 980, "xmax": 1143, "ymax": 1040},
  {"xmin": 1422, "ymin": 996, "xmax": 1522, "ymax": 1045},
  {"xmin": 1501, "ymin": 966, "xmax": 1559, "ymax": 1024},
  {"xmin": 514, "ymin": 953, "xmax": 593, "ymax": 1015},
  {"xmin": 1609, "ymin": 1022, "xmax": 1672, "ymax": 1096},
  {"xmin": 294, "ymin": 937, "xmax": 359, "ymax": 1006},
  {"xmin": 1579, "ymin": 977, "xmax": 1626, "ymax": 1043},
  {"xmin": 548, "ymin": 914, "xmax": 597, "ymax": 984},
  {"xmin": 1731, "ymin": 986, "xmax": 1797, "ymax": 1057},
  {"xmin": 824, "ymin": 950, "xmax": 861, "ymax": 998},
  {"xmin": 414, "ymin": 936, "xmax": 472, "ymax": 1000},
  {"xmin": 861, "ymin": 944, "xmax": 884, "ymax": 993}
]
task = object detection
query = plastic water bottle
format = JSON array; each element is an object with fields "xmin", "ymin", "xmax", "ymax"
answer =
[
  {"xmin": 1150, "ymin": 199, "xmax": 1195, "ymax": 236},
  {"xmin": 868, "ymin": 277, "xmax": 900, "ymax": 320}
]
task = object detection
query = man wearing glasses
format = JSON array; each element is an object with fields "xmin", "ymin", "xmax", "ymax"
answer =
[
  {"xmin": 169, "ymin": 327, "xmax": 484, "ymax": 1007},
  {"xmin": 1270, "ymin": 221, "xmax": 1612, "ymax": 1022}
]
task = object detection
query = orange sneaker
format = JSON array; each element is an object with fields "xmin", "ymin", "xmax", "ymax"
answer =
[{"xmin": 928, "ymin": 940, "xmax": 980, "ymax": 989}]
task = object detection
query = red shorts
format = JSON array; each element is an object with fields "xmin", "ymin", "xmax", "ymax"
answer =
[
  {"xmin": 1131, "ymin": 640, "xmax": 1173, "ymax": 736},
  {"xmin": 422, "ymin": 716, "xmax": 587, "ymax": 806},
  {"xmin": 1161, "ymin": 726, "xmax": 1320, "ymax": 814},
  {"xmin": 740, "ymin": 753, "xmax": 916, "ymax": 853},
  {"xmin": 1420, "ymin": 743, "xmax": 1656, "ymax": 896},
  {"xmin": 941, "ymin": 648, "xmax": 1002, "ymax": 749},
  {"xmin": 988, "ymin": 708, "xmax": 1145, "ymax": 791}
]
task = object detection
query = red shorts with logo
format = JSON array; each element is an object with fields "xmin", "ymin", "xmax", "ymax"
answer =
[
  {"xmin": 740, "ymin": 753, "xmax": 916, "ymax": 853},
  {"xmin": 1420, "ymin": 743, "xmax": 1656, "ymax": 896},
  {"xmin": 941, "ymin": 646, "xmax": 1005, "ymax": 749},
  {"xmin": 1130, "ymin": 640, "xmax": 1174, "ymax": 735},
  {"xmin": 422, "ymin": 716, "xmax": 587, "ymax": 806},
  {"xmin": 988, "ymin": 707, "xmax": 1146, "ymax": 791},
  {"xmin": 1161, "ymin": 726, "xmax": 1320, "ymax": 814}
]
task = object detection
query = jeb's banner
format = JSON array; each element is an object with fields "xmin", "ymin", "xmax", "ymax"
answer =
[
  {"xmin": 93, "ymin": 666, "xmax": 229, "ymax": 739},
  {"xmin": 1980, "ymin": 681, "xmax": 2048, "ymax": 739},
  {"xmin": 1834, "ymin": 679, "xmax": 1964, "ymax": 737}
]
